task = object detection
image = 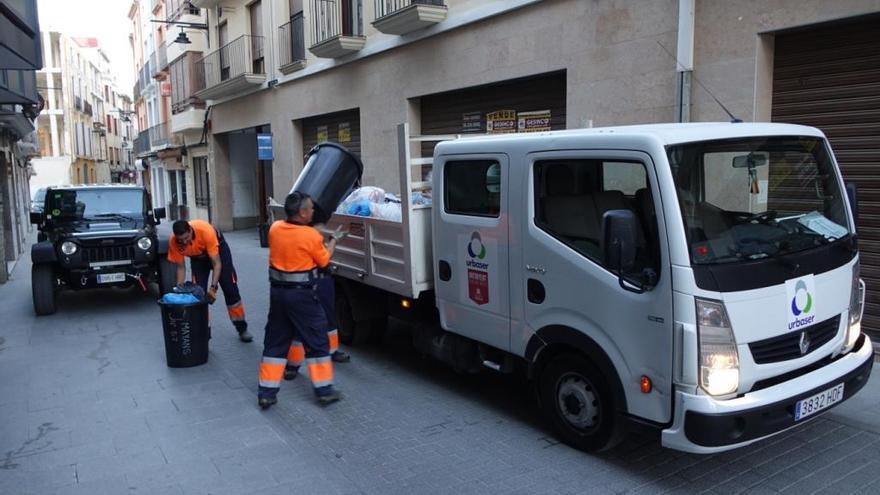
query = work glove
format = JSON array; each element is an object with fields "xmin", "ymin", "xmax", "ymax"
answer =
[
  {"xmin": 206, "ymin": 286, "xmax": 218, "ymax": 304},
  {"xmin": 330, "ymin": 225, "xmax": 349, "ymax": 242}
]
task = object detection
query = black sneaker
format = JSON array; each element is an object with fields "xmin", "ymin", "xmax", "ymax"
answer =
[
  {"xmin": 283, "ymin": 366, "xmax": 298, "ymax": 381},
  {"xmin": 331, "ymin": 350, "xmax": 351, "ymax": 363},
  {"xmin": 258, "ymin": 396, "xmax": 277, "ymax": 409},
  {"xmin": 238, "ymin": 330, "xmax": 254, "ymax": 343},
  {"xmin": 316, "ymin": 390, "xmax": 341, "ymax": 406}
]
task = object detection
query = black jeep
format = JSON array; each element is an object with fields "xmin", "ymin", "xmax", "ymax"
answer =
[{"xmin": 29, "ymin": 185, "xmax": 177, "ymax": 315}]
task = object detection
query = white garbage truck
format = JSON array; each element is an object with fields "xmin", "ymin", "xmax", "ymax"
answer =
[{"xmin": 323, "ymin": 122, "xmax": 872, "ymax": 453}]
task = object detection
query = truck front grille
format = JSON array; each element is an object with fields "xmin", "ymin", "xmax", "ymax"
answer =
[
  {"xmin": 82, "ymin": 245, "xmax": 135, "ymax": 264},
  {"xmin": 748, "ymin": 315, "xmax": 841, "ymax": 364}
]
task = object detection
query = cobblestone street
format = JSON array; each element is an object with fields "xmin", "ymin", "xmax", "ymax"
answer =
[{"xmin": 2, "ymin": 229, "xmax": 880, "ymax": 494}]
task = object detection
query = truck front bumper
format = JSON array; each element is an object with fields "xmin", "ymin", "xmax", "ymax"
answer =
[{"xmin": 662, "ymin": 334, "xmax": 873, "ymax": 454}]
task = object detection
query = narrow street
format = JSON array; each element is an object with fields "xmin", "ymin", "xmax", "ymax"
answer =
[{"xmin": 1, "ymin": 229, "xmax": 879, "ymax": 494}]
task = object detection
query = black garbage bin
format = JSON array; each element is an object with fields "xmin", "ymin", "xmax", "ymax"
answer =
[
  {"xmin": 293, "ymin": 142, "xmax": 364, "ymax": 224},
  {"xmin": 158, "ymin": 300, "xmax": 210, "ymax": 367}
]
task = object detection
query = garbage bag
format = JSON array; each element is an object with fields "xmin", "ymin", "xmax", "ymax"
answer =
[
  {"xmin": 347, "ymin": 200, "xmax": 373, "ymax": 217},
  {"xmin": 160, "ymin": 293, "xmax": 202, "ymax": 305},
  {"xmin": 173, "ymin": 281, "xmax": 206, "ymax": 300}
]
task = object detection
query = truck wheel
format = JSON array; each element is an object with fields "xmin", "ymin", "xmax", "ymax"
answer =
[
  {"xmin": 32, "ymin": 264, "xmax": 57, "ymax": 316},
  {"xmin": 538, "ymin": 353, "xmax": 624, "ymax": 452},
  {"xmin": 368, "ymin": 315, "xmax": 388, "ymax": 344},
  {"xmin": 336, "ymin": 292, "xmax": 371, "ymax": 346},
  {"xmin": 158, "ymin": 258, "xmax": 176, "ymax": 295}
]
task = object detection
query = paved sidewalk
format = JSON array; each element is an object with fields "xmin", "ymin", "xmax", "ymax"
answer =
[{"xmin": 1, "ymin": 228, "xmax": 880, "ymax": 494}]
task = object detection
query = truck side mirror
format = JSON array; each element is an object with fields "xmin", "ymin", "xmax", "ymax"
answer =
[
  {"xmin": 602, "ymin": 209, "xmax": 644, "ymax": 293},
  {"xmin": 154, "ymin": 207, "xmax": 166, "ymax": 221},
  {"xmin": 30, "ymin": 211, "xmax": 43, "ymax": 225},
  {"xmin": 846, "ymin": 182, "xmax": 858, "ymax": 226}
]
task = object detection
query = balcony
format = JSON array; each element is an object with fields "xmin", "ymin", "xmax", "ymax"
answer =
[
  {"xmin": 278, "ymin": 14, "xmax": 306, "ymax": 74},
  {"xmin": 309, "ymin": 0, "xmax": 366, "ymax": 58},
  {"xmin": 170, "ymin": 52, "xmax": 206, "ymax": 134},
  {"xmin": 149, "ymin": 121, "xmax": 179, "ymax": 150},
  {"xmin": 190, "ymin": 0, "xmax": 222, "ymax": 8},
  {"xmin": 151, "ymin": 0, "xmax": 162, "ymax": 13},
  {"xmin": 373, "ymin": 0, "xmax": 447, "ymax": 35},
  {"xmin": 133, "ymin": 130, "xmax": 151, "ymax": 157},
  {"xmin": 194, "ymin": 35, "xmax": 266, "ymax": 101},
  {"xmin": 83, "ymin": 101, "xmax": 93, "ymax": 116},
  {"xmin": 133, "ymin": 79, "xmax": 141, "ymax": 101},
  {"xmin": 156, "ymin": 42, "xmax": 168, "ymax": 75},
  {"xmin": 167, "ymin": 0, "xmax": 200, "ymax": 22}
]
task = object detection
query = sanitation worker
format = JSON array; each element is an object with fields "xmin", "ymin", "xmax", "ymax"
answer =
[
  {"xmin": 284, "ymin": 238, "xmax": 351, "ymax": 382},
  {"xmin": 258, "ymin": 192, "xmax": 345, "ymax": 409},
  {"xmin": 168, "ymin": 219, "xmax": 252, "ymax": 342}
]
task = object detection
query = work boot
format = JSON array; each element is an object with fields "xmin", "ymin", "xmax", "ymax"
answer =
[
  {"xmin": 283, "ymin": 365, "xmax": 298, "ymax": 381},
  {"xmin": 238, "ymin": 329, "xmax": 253, "ymax": 343},
  {"xmin": 331, "ymin": 350, "xmax": 351, "ymax": 363},
  {"xmin": 316, "ymin": 389, "xmax": 341, "ymax": 406},
  {"xmin": 257, "ymin": 396, "xmax": 277, "ymax": 409}
]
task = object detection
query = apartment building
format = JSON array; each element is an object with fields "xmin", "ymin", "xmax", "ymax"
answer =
[
  {"xmin": 0, "ymin": 0, "xmax": 42, "ymax": 283},
  {"xmin": 150, "ymin": 0, "xmax": 880, "ymax": 333},
  {"xmin": 30, "ymin": 33, "xmax": 135, "ymax": 192}
]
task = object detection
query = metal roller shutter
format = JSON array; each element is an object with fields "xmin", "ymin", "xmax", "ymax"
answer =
[
  {"xmin": 420, "ymin": 70, "xmax": 567, "ymax": 156},
  {"xmin": 302, "ymin": 108, "xmax": 362, "ymax": 158},
  {"xmin": 772, "ymin": 15, "xmax": 880, "ymax": 336}
]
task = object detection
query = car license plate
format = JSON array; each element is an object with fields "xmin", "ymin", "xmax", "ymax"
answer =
[
  {"xmin": 795, "ymin": 383, "xmax": 844, "ymax": 421},
  {"xmin": 97, "ymin": 273, "xmax": 126, "ymax": 284}
]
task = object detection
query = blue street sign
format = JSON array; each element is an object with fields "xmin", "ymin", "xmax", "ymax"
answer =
[{"xmin": 257, "ymin": 133, "xmax": 273, "ymax": 160}]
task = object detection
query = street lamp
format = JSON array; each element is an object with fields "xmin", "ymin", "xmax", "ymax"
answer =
[{"xmin": 150, "ymin": 19, "xmax": 209, "ymax": 45}]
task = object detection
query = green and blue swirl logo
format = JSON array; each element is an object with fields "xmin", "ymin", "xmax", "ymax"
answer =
[
  {"xmin": 467, "ymin": 232, "xmax": 486, "ymax": 259},
  {"xmin": 790, "ymin": 279, "xmax": 813, "ymax": 316}
]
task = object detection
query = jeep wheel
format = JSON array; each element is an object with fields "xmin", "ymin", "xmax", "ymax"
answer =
[
  {"xmin": 158, "ymin": 258, "xmax": 177, "ymax": 295},
  {"xmin": 32, "ymin": 264, "xmax": 57, "ymax": 316},
  {"xmin": 538, "ymin": 353, "xmax": 624, "ymax": 452}
]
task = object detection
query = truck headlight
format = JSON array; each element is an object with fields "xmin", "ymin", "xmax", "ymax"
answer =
[
  {"xmin": 60, "ymin": 241, "xmax": 78, "ymax": 255},
  {"xmin": 696, "ymin": 298, "xmax": 739, "ymax": 397},
  {"xmin": 137, "ymin": 237, "xmax": 152, "ymax": 251},
  {"xmin": 844, "ymin": 261, "xmax": 864, "ymax": 351}
]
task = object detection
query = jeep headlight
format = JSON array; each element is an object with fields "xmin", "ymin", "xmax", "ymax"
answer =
[
  {"xmin": 60, "ymin": 241, "xmax": 78, "ymax": 255},
  {"xmin": 696, "ymin": 298, "xmax": 739, "ymax": 397},
  {"xmin": 844, "ymin": 261, "xmax": 864, "ymax": 351},
  {"xmin": 137, "ymin": 237, "xmax": 152, "ymax": 251}
]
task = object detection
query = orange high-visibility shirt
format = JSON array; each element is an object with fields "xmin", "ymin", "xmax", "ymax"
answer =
[
  {"xmin": 268, "ymin": 221, "xmax": 330, "ymax": 272},
  {"xmin": 167, "ymin": 219, "xmax": 220, "ymax": 264}
]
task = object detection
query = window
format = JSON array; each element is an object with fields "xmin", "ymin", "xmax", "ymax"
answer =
[
  {"xmin": 249, "ymin": 1, "xmax": 264, "ymax": 74},
  {"xmin": 193, "ymin": 156, "xmax": 210, "ymax": 207},
  {"xmin": 534, "ymin": 158, "xmax": 659, "ymax": 282},
  {"xmin": 443, "ymin": 160, "xmax": 501, "ymax": 217}
]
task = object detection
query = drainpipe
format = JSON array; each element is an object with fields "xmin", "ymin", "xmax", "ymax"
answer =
[{"xmin": 675, "ymin": 0, "xmax": 694, "ymax": 123}]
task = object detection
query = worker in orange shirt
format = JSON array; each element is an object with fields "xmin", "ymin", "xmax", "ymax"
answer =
[
  {"xmin": 258, "ymin": 192, "xmax": 344, "ymax": 409},
  {"xmin": 168, "ymin": 219, "xmax": 252, "ymax": 342}
]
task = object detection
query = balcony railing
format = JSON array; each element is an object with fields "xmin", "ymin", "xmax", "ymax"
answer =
[
  {"xmin": 310, "ymin": 0, "xmax": 363, "ymax": 46},
  {"xmin": 133, "ymin": 129, "xmax": 151, "ymax": 156},
  {"xmin": 148, "ymin": 51, "xmax": 158, "ymax": 78},
  {"xmin": 278, "ymin": 14, "xmax": 306, "ymax": 71},
  {"xmin": 133, "ymin": 79, "xmax": 141, "ymax": 101},
  {"xmin": 167, "ymin": 0, "xmax": 200, "ymax": 22},
  {"xmin": 148, "ymin": 121, "xmax": 176, "ymax": 149},
  {"xmin": 83, "ymin": 101, "xmax": 92, "ymax": 116},
  {"xmin": 374, "ymin": 0, "xmax": 444, "ymax": 19},
  {"xmin": 74, "ymin": 95, "xmax": 82, "ymax": 111},
  {"xmin": 194, "ymin": 35, "xmax": 265, "ymax": 93},
  {"xmin": 157, "ymin": 42, "xmax": 168, "ymax": 73},
  {"xmin": 170, "ymin": 52, "xmax": 205, "ymax": 114}
]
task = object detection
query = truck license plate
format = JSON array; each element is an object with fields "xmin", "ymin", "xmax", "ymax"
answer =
[
  {"xmin": 97, "ymin": 273, "xmax": 126, "ymax": 284},
  {"xmin": 795, "ymin": 383, "xmax": 844, "ymax": 421}
]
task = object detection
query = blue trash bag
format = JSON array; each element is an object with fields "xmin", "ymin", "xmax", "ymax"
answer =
[
  {"xmin": 347, "ymin": 200, "xmax": 372, "ymax": 217},
  {"xmin": 173, "ymin": 281, "xmax": 205, "ymax": 300},
  {"xmin": 160, "ymin": 293, "xmax": 201, "ymax": 305}
]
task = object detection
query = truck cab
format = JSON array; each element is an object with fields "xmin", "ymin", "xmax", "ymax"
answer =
[{"xmin": 328, "ymin": 122, "xmax": 872, "ymax": 453}]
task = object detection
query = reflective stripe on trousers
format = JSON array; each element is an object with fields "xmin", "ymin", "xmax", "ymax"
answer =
[
  {"xmin": 259, "ymin": 356, "xmax": 286, "ymax": 389},
  {"xmin": 307, "ymin": 356, "xmax": 334, "ymax": 388},
  {"xmin": 287, "ymin": 340, "xmax": 305, "ymax": 367}
]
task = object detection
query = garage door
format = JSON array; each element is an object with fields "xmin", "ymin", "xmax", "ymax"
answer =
[
  {"xmin": 420, "ymin": 70, "xmax": 567, "ymax": 156},
  {"xmin": 302, "ymin": 108, "xmax": 361, "ymax": 157},
  {"xmin": 772, "ymin": 15, "xmax": 880, "ymax": 336}
]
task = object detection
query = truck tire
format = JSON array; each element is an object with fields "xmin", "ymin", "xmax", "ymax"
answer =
[
  {"xmin": 336, "ymin": 291, "xmax": 371, "ymax": 346},
  {"xmin": 158, "ymin": 258, "xmax": 177, "ymax": 295},
  {"xmin": 538, "ymin": 353, "xmax": 624, "ymax": 452},
  {"xmin": 32, "ymin": 264, "xmax": 57, "ymax": 316}
]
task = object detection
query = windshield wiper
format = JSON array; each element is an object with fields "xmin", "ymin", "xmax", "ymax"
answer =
[{"xmin": 91, "ymin": 213, "xmax": 137, "ymax": 222}]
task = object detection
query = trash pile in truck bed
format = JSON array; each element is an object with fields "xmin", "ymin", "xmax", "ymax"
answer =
[{"xmin": 334, "ymin": 186, "xmax": 432, "ymax": 222}]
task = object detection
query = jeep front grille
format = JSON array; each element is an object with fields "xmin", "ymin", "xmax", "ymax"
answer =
[
  {"xmin": 82, "ymin": 245, "xmax": 135, "ymax": 264},
  {"xmin": 748, "ymin": 315, "xmax": 841, "ymax": 364}
]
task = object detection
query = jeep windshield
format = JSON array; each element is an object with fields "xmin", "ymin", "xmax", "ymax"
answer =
[
  {"xmin": 46, "ymin": 189, "xmax": 146, "ymax": 221},
  {"xmin": 667, "ymin": 136, "xmax": 851, "ymax": 265}
]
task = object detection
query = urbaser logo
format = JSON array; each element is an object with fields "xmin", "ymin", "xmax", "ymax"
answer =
[{"xmin": 787, "ymin": 276, "xmax": 817, "ymax": 331}]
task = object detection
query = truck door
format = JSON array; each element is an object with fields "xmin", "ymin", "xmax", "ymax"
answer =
[
  {"xmin": 517, "ymin": 150, "xmax": 674, "ymax": 424},
  {"xmin": 434, "ymin": 155, "xmax": 511, "ymax": 351}
]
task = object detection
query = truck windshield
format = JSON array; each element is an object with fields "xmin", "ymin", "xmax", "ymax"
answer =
[
  {"xmin": 46, "ymin": 189, "xmax": 146, "ymax": 220},
  {"xmin": 667, "ymin": 136, "xmax": 850, "ymax": 265}
]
